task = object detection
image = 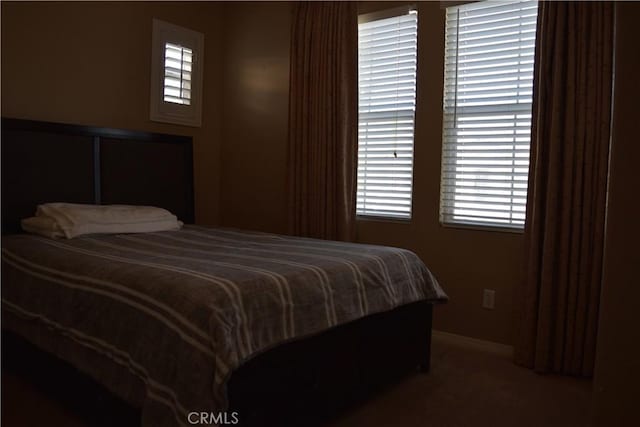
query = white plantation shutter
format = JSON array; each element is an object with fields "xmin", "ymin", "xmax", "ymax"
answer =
[
  {"xmin": 150, "ymin": 19, "xmax": 203, "ymax": 127},
  {"xmin": 357, "ymin": 9, "xmax": 418, "ymax": 219},
  {"xmin": 440, "ymin": 0, "xmax": 538, "ymax": 229},
  {"xmin": 164, "ymin": 43, "xmax": 193, "ymax": 105}
]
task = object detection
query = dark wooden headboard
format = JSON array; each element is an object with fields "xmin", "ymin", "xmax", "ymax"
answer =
[{"xmin": 1, "ymin": 118, "xmax": 195, "ymax": 233}]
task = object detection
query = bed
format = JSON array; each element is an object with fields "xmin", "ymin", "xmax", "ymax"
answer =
[{"xmin": 1, "ymin": 118, "xmax": 447, "ymax": 427}]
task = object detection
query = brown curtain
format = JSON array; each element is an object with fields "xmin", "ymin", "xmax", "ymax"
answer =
[
  {"xmin": 515, "ymin": 1, "xmax": 614, "ymax": 376},
  {"xmin": 287, "ymin": 1, "xmax": 358, "ymax": 241}
]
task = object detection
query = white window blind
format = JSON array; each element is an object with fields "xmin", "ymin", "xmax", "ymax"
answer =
[
  {"xmin": 164, "ymin": 42, "xmax": 192, "ymax": 105},
  {"xmin": 440, "ymin": 0, "xmax": 538, "ymax": 230},
  {"xmin": 357, "ymin": 9, "xmax": 418, "ymax": 219}
]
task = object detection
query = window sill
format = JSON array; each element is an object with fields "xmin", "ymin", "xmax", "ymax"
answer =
[
  {"xmin": 440, "ymin": 221, "xmax": 524, "ymax": 234},
  {"xmin": 356, "ymin": 215, "xmax": 411, "ymax": 224}
]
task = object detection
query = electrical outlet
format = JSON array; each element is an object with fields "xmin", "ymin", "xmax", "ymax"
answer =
[{"xmin": 482, "ymin": 289, "xmax": 496, "ymax": 309}]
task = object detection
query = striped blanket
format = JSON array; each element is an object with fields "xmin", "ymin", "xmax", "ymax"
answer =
[{"xmin": 1, "ymin": 226, "xmax": 447, "ymax": 426}]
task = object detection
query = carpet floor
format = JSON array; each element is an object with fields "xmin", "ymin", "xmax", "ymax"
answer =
[
  {"xmin": 327, "ymin": 334, "xmax": 592, "ymax": 427},
  {"xmin": 2, "ymin": 334, "xmax": 592, "ymax": 427}
]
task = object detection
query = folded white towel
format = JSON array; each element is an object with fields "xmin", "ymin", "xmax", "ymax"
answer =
[
  {"xmin": 22, "ymin": 203, "xmax": 183, "ymax": 239},
  {"xmin": 21, "ymin": 216, "xmax": 65, "ymax": 239},
  {"xmin": 37, "ymin": 203, "xmax": 176, "ymax": 224}
]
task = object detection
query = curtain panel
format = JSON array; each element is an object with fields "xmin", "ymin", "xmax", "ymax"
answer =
[
  {"xmin": 515, "ymin": 1, "xmax": 614, "ymax": 376},
  {"xmin": 287, "ymin": 1, "xmax": 358, "ymax": 241}
]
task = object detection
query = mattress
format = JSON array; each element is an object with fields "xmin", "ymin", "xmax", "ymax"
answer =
[{"xmin": 1, "ymin": 226, "xmax": 447, "ymax": 426}]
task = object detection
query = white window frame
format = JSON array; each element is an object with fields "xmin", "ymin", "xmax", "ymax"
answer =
[
  {"xmin": 439, "ymin": 0, "xmax": 538, "ymax": 231},
  {"xmin": 357, "ymin": 5, "xmax": 419, "ymax": 220},
  {"xmin": 150, "ymin": 19, "xmax": 204, "ymax": 127}
]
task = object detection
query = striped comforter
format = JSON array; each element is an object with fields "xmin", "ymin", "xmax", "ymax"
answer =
[{"xmin": 1, "ymin": 226, "xmax": 447, "ymax": 426}]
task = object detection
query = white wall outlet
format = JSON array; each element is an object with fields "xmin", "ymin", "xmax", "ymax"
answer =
[{"xmin": 482, "ymin": 289, "xmax": 496, "ymax": 309}]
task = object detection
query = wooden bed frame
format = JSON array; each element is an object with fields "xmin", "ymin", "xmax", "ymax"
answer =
[{"xmin": 1, "ymin": 118, "xmax": 433, "ymax": 426}]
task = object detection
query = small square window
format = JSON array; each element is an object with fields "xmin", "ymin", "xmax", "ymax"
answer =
[
  {"xmin": 164, "ymin": 43, "xmax": 193, "ymax": 105},
  {"xmin": 150, "ymin": 19, "xmax": 203, "ymax": 127}
]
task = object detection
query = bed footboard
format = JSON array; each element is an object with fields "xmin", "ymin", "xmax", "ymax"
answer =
[{"xmin": 227, "ymin": 301, "xmax": 434, "ymax": 426}]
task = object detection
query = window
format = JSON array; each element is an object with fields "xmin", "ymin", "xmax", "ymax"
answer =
[
  {"xmin": 440, "ymin": 0, "xmax": 538, "ymax": 230},
  {"xmin": 357, "ymin": 7, "xmax": 418, "ymax": 219},
  {"xmin": 150, "ymin": 19, "xmax": 203, "ymax": 127},
  {"xmin": 163, "ymin": 43, "xmax": 193, "ymax": 105}
]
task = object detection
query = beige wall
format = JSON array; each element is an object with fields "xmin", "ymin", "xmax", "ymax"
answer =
[
  {"xmin": 1, "ymin": 1, "xmax": 223, "ymax": 225},
  {"xmin": 219, "ymin": 1, "xmax": 292, "ymax": 234},
  {"xmin": 219, "ymin": 1, "xmax": 523, "ymax": 345},
  {"xmin": 592, "ymin": 2, "xmax": 640, "ymax": 425}
]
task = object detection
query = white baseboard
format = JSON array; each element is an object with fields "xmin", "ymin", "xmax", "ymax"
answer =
[{"xmin": 432, "ymin": 329, "xmax": 514, "ymax": 359}]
